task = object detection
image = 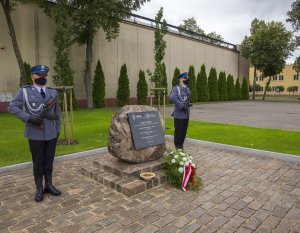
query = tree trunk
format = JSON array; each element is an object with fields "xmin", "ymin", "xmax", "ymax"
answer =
[
  {"xmin": 262, "ymin": 77, "xmax": 271, "ymax": 100},
  {"xmin": 83, "ymin": 27, "xmax": 94, "ymax": 109},
  {"xmin": 1, "ymin": 0, "xmax": 26, "ymax": 86},
  {"xmin": 252, "ymin": 66, "xmax": 256, "ymax": 100}
]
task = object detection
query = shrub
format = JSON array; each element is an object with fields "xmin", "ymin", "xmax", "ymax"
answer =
[
  {"xmin": 241, "ymin": 77, "xmax": 249, "ymax": 100},
  {"xmin": 137, "ymin": 70, "xmax": 148, "ymax": 105},
  {"xmin": 92, "ymin": 60, "xmax": 105, "ymax": 108},
  {"xmin": 188, "ymin": 65, "xmax": 198, "ymax": 103},
  {"xmin": 235, "ymin": 78, "xmax": 242, "ymax": 100},
  {"xmin": 208, "ymin": 67, "xmax": 219, "ymax": 101},
  {"xmin": 24, "ymin": 62, "xmax": 32, "ymax": 85},
  {"xmin": 197, "ymin": 64, "xmax": 209, "ymax": 102},
  {"xmin": 117, "ymin": 64, "xmax": 130, "ymax": 106},
  {"xmin": 227, "ymin": 74, "xmax": 236, "ymax": 101},
  {"xmin": 172, "ymin": 67, "xmax": 180, "ymax": 87},
  {"xmin": 218, "ymin": 71, "xmax": 228, "ymax": 101}
]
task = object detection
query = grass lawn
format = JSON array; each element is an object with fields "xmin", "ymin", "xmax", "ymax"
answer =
[{"xmin": 1, "ymin": 108, "xmax": 300, "ymax": 167}]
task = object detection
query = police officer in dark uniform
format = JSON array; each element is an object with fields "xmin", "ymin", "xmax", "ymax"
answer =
[
  {"xmin": 169, "ymin": 72, "xmax": 192, "ymax": 150},
  {"xmin": 8, "ymin": 65, "xmax": 61, "ymax": 202}
]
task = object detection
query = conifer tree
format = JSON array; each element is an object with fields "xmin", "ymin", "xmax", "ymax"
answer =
[
  {"xmin": 208, "ymin": 67, "xmax": 219, "ymax": 101},
  {"xmin": 197, "ymin": 64, "xmax": 209, "ymax": 102},
  {"xmin": 235, "ymin": 78, "xmax": 242, "ymax": 100},
  {"xmin": 218, "ymin": 71, "xmax": 228, "ymax": 101},
  {"xmin": 117, "ymin": 64, "xmax": 130, "ymax": 106},
  {"xmin": 24, "ymin": 62, "xmax": 32, "ymax": 85},
  {"xmin": 92, "ymin": 60, "xmax": 105, "ymax": 108},
  {"xmin": 137, "ymin": 70, "xmax": 148, "ymax": 105},
  {"xmin": 172, "ymin": 67, "xmax": 180, "ymax": 87},
  {"xmin": 227, "ymin": 74, "xmax": 236, "ymax": 101},
  {"xmin": 188, "ymin": 65, "xmax": 198, "ymax": 102},
  {"xmin": 241, "ymin": 77, "xmax": 250, "ymax": 100}
]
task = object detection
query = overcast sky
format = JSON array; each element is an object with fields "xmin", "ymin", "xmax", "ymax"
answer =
[{"xmin": 135, "ymin": 0, "xmax": 299, "ymax": 64}]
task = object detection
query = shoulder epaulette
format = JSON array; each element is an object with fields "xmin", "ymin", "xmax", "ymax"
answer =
[{"xmin": 22, "ymin": 85, "xmax": 31, "ymax": 88}]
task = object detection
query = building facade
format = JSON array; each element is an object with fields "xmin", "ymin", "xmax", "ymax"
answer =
[
  {"xmin": 249, "ymin": 65, "xmax": 300, "ymax": 95},
  {"xmin": 0, "ymin": 3, "xmax": 249, "ymax": 112}
]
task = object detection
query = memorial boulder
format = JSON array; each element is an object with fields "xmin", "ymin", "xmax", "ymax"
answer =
[{"xmin": 108, "ymin": 105, "xmax": 166, "ymax": 163}]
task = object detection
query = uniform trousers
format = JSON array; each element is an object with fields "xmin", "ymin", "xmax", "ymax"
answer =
[
  {"xmin": 174, "ymin": 118, "xmax": 189, "ymax": 149},
  {"xmin": 29, "ymin": 138, "xmax": 57, "ymax": 178}
]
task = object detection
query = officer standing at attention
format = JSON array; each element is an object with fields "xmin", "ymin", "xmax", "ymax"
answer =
[
  {"xmin": 169, "ymin": 72, "xmax": 192, "ymax": 150},
  {"xmin": 8, "ymin": 65, "xmax": 61, "ymax": 202}
]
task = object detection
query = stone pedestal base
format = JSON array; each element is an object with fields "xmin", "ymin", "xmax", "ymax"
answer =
[{"xmin": 81, "ymin": 154, "xmax": 166, "ymax": 197}]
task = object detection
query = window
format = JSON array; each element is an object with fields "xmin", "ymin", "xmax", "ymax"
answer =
[
  {"xmin": 294, "ymin": 74, "xmax": 299, "ymax": 81},
  {"xmin": 272, "ymin": 75, "xmax": 277, "ymax": 81},
  {"xmin": 259, "ymin": 76, "xmax": 263, "ymax": 81},
  {"xmin": 278, "ymin": 75, "xmax": 284, "ymax": 80},
  {"xmin": 272, "ymin": 86, "xmax": 276, "ymax": 91},
  {"xmin": 255, "ymin": 76, "xmax": 258, "ymax": 81}
]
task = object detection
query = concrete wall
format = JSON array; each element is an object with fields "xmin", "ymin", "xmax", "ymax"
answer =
[{"xmin": 0, "ymin": 3, "xmax": 249, "ymax": 105}]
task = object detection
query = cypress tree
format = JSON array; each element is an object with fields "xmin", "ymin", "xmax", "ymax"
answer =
[
  {"xmin": 197, "ymin": 64, "xmax": 209, "ymax": 102},
  {"xmin": 188, "ymin": 65, "xmax": 198, "ymax": 103},
  {"xmin": 117, "ymin": 64, "xmax": 130, "ymax": 106},
  {"xmin": 241, "ymin": 77, "xmax": 250, "ymax": 100},
  {"xmin": 208, "ymin": 67, "xmax": 219, "ymax": 101},
  {"xmin": 227, "ymin": 74, "xmax": 236, "ymax": 101},
  {"xmin": 24, "ymin": 62, "xmax": 32, "ymax": 85},
  {"xmin": 137, "ymin": 70, "xmax": 148, "ymax": 105},
  {"xmin": 92, "ymin": 60, "xmax": 105, "ymax": 108},
  {"xmin": 218, "ymin": 71, "xmax": 228, "ymax": 101},
  {"xmin": 172, "ymin": 67, "xmax": 180, "ymax": 87},
  {"xmin": 235, "ymin": 78, "xmax": 242, "ymax": 100}
]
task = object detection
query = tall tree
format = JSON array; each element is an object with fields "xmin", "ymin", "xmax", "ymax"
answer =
[
  {"xmin": 1, "ymin": 0, "xmax": 26, "ymax": 86},
  {"xmin": 227, "ymin": 74, "xmax": 236, "ymax": 101},
  {"xmin": 172, "ymin": 67, "xmax": 180, "ymax": 87},
  {"xmin": 241, "ymin": 18, "xmax": 294, "ymax": 100},
  {"xmin": 208, "ymin": 67, "xmax": 218, "ymax": 101},
  {"xmin": 137, "ymin": 70, "xmax": 148, "ymax": 105},
  {"xmin": 117, "ymin": 64, "xmax": 130, "ymax": 106},
  {"xmin": 188, "ymin": 65, "xmax": 198, "ymax": 103},
  {"xmin": 52, "ymin": 0, "xmax": 77, "ymax": 109},
  {"xmin": 206, "ymin": 31, "xmax": 224, "ymax": 44},
  {"xmin": 148, "ymin": 7, "xmax": 168, "ymax": 91},
  {"xmin": 70, "ymin": 0, "xmax": 149, "ymax": 108},
  {"xmin": 218, "ymin": 71, "xmax": 228, "ymax": 101},
  {"xmin": 178, "ymin": 17, "xmax": 205, "ymax": 35},
  {"xmin": 287, "ymin": 0, "xmax": 300, "ymax": 73},
  {"xmin": 92, "ymin": 60, "xmax": 105, "ymax": 108},
  {"xmin": 161, "ymin": 63, "xmax": 168, "ymax": 96},
  {"xmin": 197, "ymin": 64, "xmax": 209, "ymax": 102}
]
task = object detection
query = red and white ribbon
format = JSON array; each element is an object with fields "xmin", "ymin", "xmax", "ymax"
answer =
[{"xmin": 182, "ymin": 162, "xmax": 192, "ymax": 191}]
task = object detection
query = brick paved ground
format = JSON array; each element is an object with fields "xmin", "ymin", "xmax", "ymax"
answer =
[{"xmin": 1, "ymin": 143, "xmax": 300, "ymax": 233}]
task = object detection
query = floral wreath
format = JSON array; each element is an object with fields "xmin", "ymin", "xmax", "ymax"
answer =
[{"xmin": 163, "ymin": 149, "xmax": 202, "ymax": 191}]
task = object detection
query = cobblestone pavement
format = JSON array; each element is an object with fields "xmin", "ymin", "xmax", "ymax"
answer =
[{"xmin": 1, "ymin": 143, "xmax": 300, "ymax": 233}]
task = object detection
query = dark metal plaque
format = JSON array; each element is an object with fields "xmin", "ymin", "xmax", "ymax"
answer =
[{"xmin": 128, "ymin": 111, "xmax": 165, "ymax": 150}]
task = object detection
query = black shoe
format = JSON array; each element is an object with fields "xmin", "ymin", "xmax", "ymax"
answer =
[
  {"xmin": 44, "ymin": 184, "xmax": 61, "ymax": 196},
  {"xmin": 35, "ymin": 186, "xmax": 44, "ymax": 202}
]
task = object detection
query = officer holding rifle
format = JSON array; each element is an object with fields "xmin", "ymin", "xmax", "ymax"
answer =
[
  {"xmin": 169, "ymin": 72, "xmax": 192, "ymax": 150},
  {"xmin": 8, "ymin": 65, "xmax": 61, "ymax": 202}
]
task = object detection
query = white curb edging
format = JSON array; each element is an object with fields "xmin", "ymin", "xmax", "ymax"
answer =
[
  {"xmin": 0, "ymin": 147, "xmax": 108, "ymax": 173},
  {"xmin": 165, "ymin": 135, "xmax": 300, "ymax": 164}
]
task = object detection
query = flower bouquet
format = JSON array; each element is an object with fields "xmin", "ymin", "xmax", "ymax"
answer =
[{"xmin": 163, "ymin": 149, "xmax": 202, "ymax": 191}]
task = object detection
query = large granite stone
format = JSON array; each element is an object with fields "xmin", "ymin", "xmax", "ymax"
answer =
[{"xmin": 108, "ymin": 105, "xmax": 166, "ymax": 163}]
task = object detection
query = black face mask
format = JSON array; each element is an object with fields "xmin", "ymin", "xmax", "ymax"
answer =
[
  {"xmin": 35, "ymin": 77, "xmax": 47, "ymax": 85},
  {"xmin": 183, "ymin": 79, "xmax": 189, "ymax": 85}
]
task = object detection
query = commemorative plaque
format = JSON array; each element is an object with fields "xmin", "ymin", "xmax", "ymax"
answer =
[{"xmin": 128, "ymin": 111, "xmax": 165, "ymax": 150}]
